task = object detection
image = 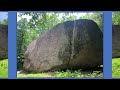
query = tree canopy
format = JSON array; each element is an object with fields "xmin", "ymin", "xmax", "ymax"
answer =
[
  {"xmin": 0, "ymin": 19, "xmax": 8, "ymax": 24},
  {"xmin": 112, "ymin": 12, "xmax": 120, "ymax": 25}
]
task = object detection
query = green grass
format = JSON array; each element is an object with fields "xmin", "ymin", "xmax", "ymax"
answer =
[
  {"xmin": 17, "ymin": 68, "xmax": 103, "ymax": 78},
  {"xmin": 112, "ymin": 58, "xmax": 120, "ymax": 78},
  {"xmin": 0, "ymin": 59, "xmax": 8, "ymax": 78}
]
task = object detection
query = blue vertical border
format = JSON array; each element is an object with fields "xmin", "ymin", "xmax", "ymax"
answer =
[
  {"xmin": 8, "ymin": 11, "xmax": 17, "ymax": 79},
  {"xmin": 104, "ymin": 11, "xmax": 112, "ymax": 79}
]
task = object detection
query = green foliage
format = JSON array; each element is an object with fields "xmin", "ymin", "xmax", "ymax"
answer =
[
  {"xmin": 17, "ymin": 69, "xmax": 103, "ymax": 78},
  {"xmin": 55, "ymin": 70, "xmax": 102, "ymax": 78},
  {"xmin": 0, "ymin": 59, "xmax": 8, "ymax": 78},
  {"xmin": 112, "ymin": 58, "xmax": 120, "ymax": 78},
  {"xmin": 0, "ymin": 19, "xmax": 8, "ymax": 24},
  {"xmin": 17, "ymin": 12, "xmax": 103, "ymax": 70},
  {"xmin": 112, "ymin": 12, "xmax": 120, "ymax": 25}
]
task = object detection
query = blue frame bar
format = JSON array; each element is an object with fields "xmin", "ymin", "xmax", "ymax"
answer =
[
  {"xmin": 104, "ymin": 11, "xmax": 112, "ymax": 79},
  {"xmin": 8, "ymin": 11, "xmax": 17, "ymax": 79}
]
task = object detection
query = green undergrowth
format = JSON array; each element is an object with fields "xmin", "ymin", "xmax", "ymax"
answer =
[
  {"xmin": 17, "ymin": 66, "xmax": 103, "ymax": 78},
  {"xmin": 112, "ymin": 58, "xmax": 120, "ymax": 78},
  {"xmin": 0, "ymin": 59, "xmax": 8, "ymax": 78}
]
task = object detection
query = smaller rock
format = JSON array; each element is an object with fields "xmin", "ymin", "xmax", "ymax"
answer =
[
  {"xmin": 0, "ymin": 24, "xmax": 8, "ymax": 60},
  {"xmin": 112, "ymin": 25, "xmax": 120, "ymax": 58}
]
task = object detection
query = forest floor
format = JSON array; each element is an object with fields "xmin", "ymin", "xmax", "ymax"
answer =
[
  {"xmin": 17, "ymin": 65, "xmax": 103, "ymax": 78},
  {"xmin": 0, "ymin": 59, "xmax": 8, "ymax": 78},
  {"xmin": 112, "ymin": 57, "xmax": 120, "ymax": 78}
]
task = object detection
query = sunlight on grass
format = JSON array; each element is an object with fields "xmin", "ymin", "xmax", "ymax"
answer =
[
  {"xmin": 18, "ymin": 73, "xmax": 52, "ymax": 78},
  {"xmin": 112, "ymin": 58, "xmax": 120, "ymax": 78},
  {"xmin": 0, "ymin": 59, "xmax": 8, "ymax": 78}
]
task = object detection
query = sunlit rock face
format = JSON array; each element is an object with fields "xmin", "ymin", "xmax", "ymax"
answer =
[
  {"xmin": 0, "ymin": 24, "xmax": 8, "ymax": 60},
  {"xmin": 112, "ymin": 25, "xmax": 120, "ymax": 58},
  {"xmin": 23, "ymin": 19, "xmax": 103, "ymax": 72}
]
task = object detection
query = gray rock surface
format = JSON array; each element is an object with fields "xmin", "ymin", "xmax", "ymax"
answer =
[
  {"xmin": 0, "ymin": 24, "xmax": 8, "ymax": 60},
  {"xmin": 23, "ymin": 19, "xmax": 103, "ymax": 72},
  {"xmin": 112, "ymin": 25, "xmax": 120, "ymax": 58}
]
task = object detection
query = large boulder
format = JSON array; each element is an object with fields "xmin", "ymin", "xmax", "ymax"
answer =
[
  {"xmin": 0, "ymin": 24, "xmax": 8, "ymax": 60},
  {"xmin": 112, "ymin": 25, "xmax": 120, "ymax": 58},
  {"xmin": 23, "ymin": 19, "xmax": 103, "ymax": 72}
]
